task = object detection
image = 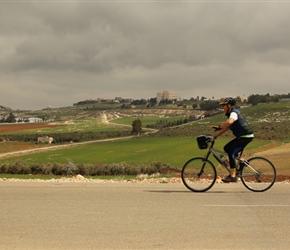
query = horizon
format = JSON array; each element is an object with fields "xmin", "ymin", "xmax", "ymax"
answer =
[{"xmin": 2, "ymin": 91, "xmax": 290, "ymax": 112}]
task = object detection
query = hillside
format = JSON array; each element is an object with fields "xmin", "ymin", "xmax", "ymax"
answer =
[
  {"xmin": 253, "ymin": 142, "xmax": 290, "ymax": 174},
  {"xmin": 0, "ymin": 102, "xmax": 290, "ymax": 180},
  {"xmin": 1, "ymin": 101, "xmax": 290, "ymax": 141}
]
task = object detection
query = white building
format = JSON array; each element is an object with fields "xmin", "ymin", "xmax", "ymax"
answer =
[
  {"xmin": 37, "ymin": 136, "xmax": 53, "ymax": 144},
  {"xmin": 157, "ymin": 91, "xmax": 179, "ymax": 104}
]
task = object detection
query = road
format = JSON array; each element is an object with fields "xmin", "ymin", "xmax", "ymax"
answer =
[{"xmin": 1, "ymin": 181, "xmax": 290, "ymax": 249}]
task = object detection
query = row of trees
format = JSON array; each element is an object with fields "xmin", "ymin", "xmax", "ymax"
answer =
[
  {"xmin": 0, "ymin": 113, "xmax": 17, "ymax": 123},
  {"xmin": 146, "ymin": 115, "xmax": 208, "ymax": 129},
  {"xmin": 130, "ymin": 93, "xmax": 290, "ymax": 109},
  {"xmin": 247, "ymin": 93, "xmax": 290, "ymax": 105}
]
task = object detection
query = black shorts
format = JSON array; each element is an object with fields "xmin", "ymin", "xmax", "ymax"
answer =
[{"xmin": 224, "ymin": 137, "xmax": 253, "ymax": 168}]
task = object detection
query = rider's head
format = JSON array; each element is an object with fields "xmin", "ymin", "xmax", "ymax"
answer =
[{"xmin": 219, "ymin": 97, "xmax": 236, "ymax": 115}]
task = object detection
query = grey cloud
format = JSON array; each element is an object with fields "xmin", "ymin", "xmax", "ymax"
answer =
[
  {"xmin": 3, "ymin": 3, "xmax": 290, "ymax": 71},
  {"xmin": 1, "ymin": 2, "xmax": 290, "ymax": 109}
]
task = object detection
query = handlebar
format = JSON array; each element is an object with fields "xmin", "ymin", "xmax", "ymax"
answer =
[{"xmin": 206, "ymin": 136, "xmax": 215, "ymax": 143}]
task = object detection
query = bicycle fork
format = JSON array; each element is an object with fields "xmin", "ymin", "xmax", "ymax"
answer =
[
  {"xmin": 198, "ymin": 161, "xmax": 207, "ymax": 178},
  {"xmin": 198, "ymin": 151, "xmax": 212, "ymax": 178}
]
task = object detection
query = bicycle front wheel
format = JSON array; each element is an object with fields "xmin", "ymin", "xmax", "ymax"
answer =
[
  {"xmin": 240, "ymin": 157, "xmax": 276, "ymax": 192},
  {"xmin": 181, "ymin": 157, "xmax": 217, "ymax": 192}
]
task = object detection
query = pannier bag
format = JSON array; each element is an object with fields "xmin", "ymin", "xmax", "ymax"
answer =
[{"xmin": 197, "ymin": 135, "xmax": 208, "ymax": 150}]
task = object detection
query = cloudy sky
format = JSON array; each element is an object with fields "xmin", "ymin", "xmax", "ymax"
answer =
[{"xmin": 1, "ymin": 0, "xmax": 290, "ymax": 110}]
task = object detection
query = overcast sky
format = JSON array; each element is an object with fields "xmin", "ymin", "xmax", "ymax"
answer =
[{"xmin": 1, "ymin": 1, "xmax": 290, "ymax": 110}]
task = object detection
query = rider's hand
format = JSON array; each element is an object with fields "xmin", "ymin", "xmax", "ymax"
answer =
[
  {"xmin": 210, "ymin": 125, "xmax": 221, "ymax": 131},
  {"xmin": 207, "ymin": 136, "xmax": 215, "ymax": 142}
]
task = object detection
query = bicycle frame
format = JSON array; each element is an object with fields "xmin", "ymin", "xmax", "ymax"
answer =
[
  {"xmin": 202, "ymin": 140, "xmax": 231, "ymax": 174},
  {"xmin": 203, "ymin": 140, "xmax": 260, "ymax": 178},
  {"xmin": 240, "ymin": 160, "xmax": 261, "ymax": 179}
]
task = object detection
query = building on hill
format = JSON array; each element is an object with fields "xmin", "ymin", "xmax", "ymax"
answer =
[{"xmin": 157, "ymin": 91, "xmax": 179, "ymax": 104}]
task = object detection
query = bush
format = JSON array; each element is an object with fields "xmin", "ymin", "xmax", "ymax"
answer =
[
  {"xmin": 2, "ymin": 131, "xmax": 132, "ymax": 143},
  {"xmin": 0, "ymin": 161, "xmax": 178, "ymax": 177}
]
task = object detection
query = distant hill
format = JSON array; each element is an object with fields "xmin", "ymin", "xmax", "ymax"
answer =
[{"xmin": 0, "ymin": 105, "xmax": 12, "ymax": 112}]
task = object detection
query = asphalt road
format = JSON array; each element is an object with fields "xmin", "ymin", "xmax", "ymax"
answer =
[{"xmin": 1, "ymin": 181, "xmax": 290, "ymax": 250}]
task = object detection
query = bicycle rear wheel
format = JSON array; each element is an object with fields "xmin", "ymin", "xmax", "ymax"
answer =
[
  {"xmin": 240, "ymin": 157, "xmax": 276, "ymax": 192},
  {"xmin": 181, "ymin": 157, "xmax": 217, "ymax": 192}
]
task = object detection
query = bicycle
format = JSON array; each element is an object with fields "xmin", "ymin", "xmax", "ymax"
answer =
[{"xmin": 181, "ymin": 135, "xmax": 276, "ymax": 192}]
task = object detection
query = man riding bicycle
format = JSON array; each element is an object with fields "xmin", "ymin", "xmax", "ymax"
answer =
[{"xmin": 210, "ymin": 97, "xmax": 254, "ymax": 183}]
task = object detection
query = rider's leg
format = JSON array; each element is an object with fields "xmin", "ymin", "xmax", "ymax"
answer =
[
  {"xmin": 224, "ymin": 138, "xmax": 253, "ymax": 178},
  {"xmin": 224, "ymin": 139, "xmax": 238, "ymax": 177},
  {"xmin": 230, "ymin": 168, "xmax": 236, "ymax": 178}
]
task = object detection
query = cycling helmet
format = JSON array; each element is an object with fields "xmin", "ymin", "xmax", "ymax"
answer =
[{"xmin": 219, "ymin": 97, "xmax": 236, "ymax": 106}]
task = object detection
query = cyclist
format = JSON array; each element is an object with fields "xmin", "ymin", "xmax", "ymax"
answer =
[{"xmin": 210, "ymin": 97, "xmax": 254, "ymax": 182}]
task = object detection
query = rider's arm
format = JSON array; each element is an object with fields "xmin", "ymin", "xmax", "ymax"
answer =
[{"xmin": 213, "ymin": 118, "xmax": 235, "ymax": 139}]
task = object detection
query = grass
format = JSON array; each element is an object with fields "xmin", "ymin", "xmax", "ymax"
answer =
[
  {"xmin": 0, "ymin": 174, "xmax": 62, "ymax": 180},
  {"xmin": 0, "ymin": 137, "xmax": 271, "ymax": 167},
  {"xmin": 2, "ymin": 102, "xmax": 289, "ymax": 178},
  {"xmin": 111, "ymin": 116, "xmax": 186, "ymax": 127},
  {"xmin": 239, "ymin": 102, "xmax": 290, "ymax": 122}
]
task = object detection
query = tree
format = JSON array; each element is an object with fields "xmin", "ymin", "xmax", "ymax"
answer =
[
  {"xmin": 148, "ymin": 97, "xmax": 157, "ymax": 106},
  {"xmin": 248, "ymin": 94, "xmax": 259, "ymax": 105},
  {"xmin": 132, "ymin": 118, "xmax": 142, "ymax": 135},
  {"xmin": 199, "ymin": 100, "xmax": 219, "ymax": 110},
  {"xmin": 6, "ymin": 113, "xmax": 16, "ymax": 123},
  {"xmin": 236, "ymin": 96, "xmax": 242, "ymax": 103},
  {"xmin": 192, "ymin": 103, "xmax": 198, "ymax": 109}
]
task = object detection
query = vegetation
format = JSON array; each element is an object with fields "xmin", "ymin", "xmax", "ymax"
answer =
[
  {"xmin": 0, "ymin": 137, "xmax": 270, "ymax": 176},
  {"xmin": 1, "ymin": 112, "xmax": 16, "ymax": 123},
  {"xmin": 0, "ymin": 130, "xmax": 131, "ymax": 143},
  {"xmin": 1, "ymin": 93, "xmax": 290, "ymax": 178},
  {"xmin": 247, "ymin": 93, "xmax": 290, "ymax": 105},
  {"xmin": 131, "ymin": 118, "xmax": 142, "ymax": 135},
  {"xmin": 0, "ymin": 161, "xmax": 177, "ymax": 177},
  {"xmin": 199, "ymin": 100, "xmax": 220, "ymax": 110}
]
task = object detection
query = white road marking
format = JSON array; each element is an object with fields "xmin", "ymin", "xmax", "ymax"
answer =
[{"xmin": 203, "ymin": 205, "xmax": 290, "ymax": 207}]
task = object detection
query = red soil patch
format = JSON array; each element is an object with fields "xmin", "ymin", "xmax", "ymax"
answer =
[
  {"xmin": 0, "ymin": 123, "xmax": 66, "ymax": 153},
  {"xmin": 0, "ymin": 141, "xmax": 49, "ymax": 154},
  {"xmin": 0, "ymin": 123, "xmax": 64, "ymax": 134}
]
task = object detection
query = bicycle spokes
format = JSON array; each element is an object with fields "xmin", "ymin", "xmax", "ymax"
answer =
[
  {"xmin": 181, "ymin": 157, "xmax": 217, "ymax": 192},
  {"xmin": 240, "ymin": 157, "xmax": 276, "ymax": 192}
]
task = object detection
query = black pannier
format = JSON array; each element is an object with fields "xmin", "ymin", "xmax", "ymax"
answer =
[{"xmin": 196, "ymin": 135, "xmax": 208, "ymax": 150}]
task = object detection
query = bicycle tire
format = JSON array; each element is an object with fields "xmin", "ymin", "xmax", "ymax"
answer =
[
  {"xmin": 240, "ymin": 156, "xmax": 276, "ymax": 192},
  {"xmin": 181, "ymin": 157, "xmax": 217, "ymax": 192}
]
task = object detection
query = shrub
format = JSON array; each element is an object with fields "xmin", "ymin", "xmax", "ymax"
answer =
[
  {"xmin": 2, "ymin": 131, "xmax": 132, "ymax": 143},
  {"xmin": 0, "ymin": 161, "xmax": 179, "ymax": 176}
]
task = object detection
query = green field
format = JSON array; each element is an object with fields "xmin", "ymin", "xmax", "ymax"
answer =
[
  {"xmin": 1, "ymin": 137, "xmax": 270, "ymax": 167},
  {"xmin": 111, "ymin": 116, "xmax": 186, "ymax": 127},
  {"xmin": 1, "ymin": 101, "xmax": 290, "ymax": 176}
]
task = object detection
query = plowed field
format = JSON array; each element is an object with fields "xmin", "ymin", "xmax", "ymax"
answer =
[
  {"xmin": 0, "ymin": 123, "xmax": 65, "ymax": 153},
  {"xmin": 0, "ymin": 123, "xmax": 63, "ymax": 134}
]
